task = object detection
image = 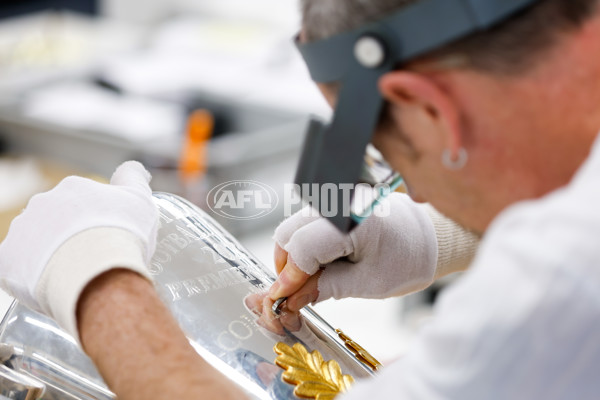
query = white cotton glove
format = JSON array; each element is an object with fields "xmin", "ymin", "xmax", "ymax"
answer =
[
  {"xmin": 273, "ymin": 193, "xmax": 479, "ymax": 303},
  {"xmin": 0, "ymin": 161, "xmax": 158, "ymax": 341}
]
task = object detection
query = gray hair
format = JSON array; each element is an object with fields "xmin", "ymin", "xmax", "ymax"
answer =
[{"xmin": 301, "ymin": 0, "xmax": 598, "ymax": 74}]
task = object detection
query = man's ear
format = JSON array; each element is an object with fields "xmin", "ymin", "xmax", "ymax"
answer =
[{"xmin": 378, "ymin": 71, "xmax": 463, "ymax": 156}]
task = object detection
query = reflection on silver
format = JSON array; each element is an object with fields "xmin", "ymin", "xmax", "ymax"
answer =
[
  {"xmin": 0, "ymin": 193, "xmax": 375, "ymax": 399},
  {"xmin": 0, "ymin": 363, "xmax": 45, "ymax": 400}
]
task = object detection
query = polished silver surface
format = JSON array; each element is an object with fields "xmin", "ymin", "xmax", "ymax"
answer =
[
  {"xmin": 0, "ymin": 192, "xmax": 375, "ymax": 400},
  {"xmin": 0, "ymin": 363, "xmax": 45, "ymax": 400}
]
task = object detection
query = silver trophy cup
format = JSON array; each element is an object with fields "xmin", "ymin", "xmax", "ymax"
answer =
[{"xmin": 0, "ymin": 193, "xmax": 379, "ymax": 400}]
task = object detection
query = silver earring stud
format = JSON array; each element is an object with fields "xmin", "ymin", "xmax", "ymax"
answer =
[{"xmin": 441, "ymin": 148, "xmax": 468, "ymax": 170}]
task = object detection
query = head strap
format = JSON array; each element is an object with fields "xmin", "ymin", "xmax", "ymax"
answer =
[{"xmin": 297, "ymin": 0, "xmax": 541, "ymax": 83}]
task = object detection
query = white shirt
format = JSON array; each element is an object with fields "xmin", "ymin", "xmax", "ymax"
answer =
[{"xmin": 343, "ymin": 134, "xmax": 600, "ymax": 400}]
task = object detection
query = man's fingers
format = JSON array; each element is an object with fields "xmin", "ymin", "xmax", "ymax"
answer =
[
  {"xmin": 273, "ymin": 206, "xmax": 320, "ymax": 248},
  {"xmin": 285, "ymin": 272, "xmax": 320, "ymax": 312},
  {"xmin": 243, "ymin": 292, "xmax": 285, "ymax": 335},
  {"xmin": 280, "ymin": 309, "xmax": 302, "ymax": 332},
  {"xmin": 268, "ymin": 258, "xmax": 310, "ymax": 301},
  {"xmin": 110, "ymin": 161, "xmax": 152, "ymax": 194},
  {"xmin": 282, "ymin": 217, "xmax": 353, "ymax": 276},
  {"xmin": 243, "ymin": 293, "xmax": 264, "ymax": 316},
  {"xmin": 258, "ymin": 295, "xmax": 285, "ymax": 335},
  {"xmin": 274, "ymin": 244, "xmax": 288, "ymax": 275}
]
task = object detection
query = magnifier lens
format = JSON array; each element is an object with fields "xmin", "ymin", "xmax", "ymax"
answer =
[{"xmin": 351, "ymin": 145, "xmax": 405, "ymax": 224}]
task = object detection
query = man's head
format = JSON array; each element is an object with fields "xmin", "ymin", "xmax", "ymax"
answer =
[{"xmin": 301, "ymin": 0, "xmax": 600, "ymax": 233}]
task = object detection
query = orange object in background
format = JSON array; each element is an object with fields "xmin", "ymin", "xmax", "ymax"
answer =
[{"xmin": 179, "ymin": 109, "xmax": 214, "ymax": 183}]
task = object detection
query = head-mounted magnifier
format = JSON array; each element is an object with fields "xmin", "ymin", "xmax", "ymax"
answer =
[{"xmin": 294, "ymin": 0, "xmax": 541, "ymax": 232}]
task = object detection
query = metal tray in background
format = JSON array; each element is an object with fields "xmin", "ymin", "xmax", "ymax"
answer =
[{"xmin": 0, "ymin": 88, "xmax": 310, "ymax": 235}]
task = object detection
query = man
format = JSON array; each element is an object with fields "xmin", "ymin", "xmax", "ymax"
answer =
[{"xmin": 1, "ymin": 0, "xmax": 600, "ymax": 398}]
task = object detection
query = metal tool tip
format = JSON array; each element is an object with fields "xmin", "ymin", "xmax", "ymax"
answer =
[{"xmin": 272, "ymin": 297, "xmax": 288, "ymax": 316}]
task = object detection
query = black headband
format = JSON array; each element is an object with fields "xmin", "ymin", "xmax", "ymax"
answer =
[{"xmin": 297, "ymin": 0, "xmax": 541, "ymax": 83}]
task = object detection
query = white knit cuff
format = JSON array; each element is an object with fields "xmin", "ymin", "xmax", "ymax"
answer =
[
  {"xmin": 422, "ymin": 205, "xmax": 481, "ymax": 279},
  {"xmin": 35, "ymin": 228, "xmax": 153, "ymax": 343}
]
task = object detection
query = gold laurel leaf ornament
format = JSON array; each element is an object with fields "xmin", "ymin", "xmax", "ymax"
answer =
[{"xmin": 274, "ymin": 342, "xmax": 355, "ymax": 400}]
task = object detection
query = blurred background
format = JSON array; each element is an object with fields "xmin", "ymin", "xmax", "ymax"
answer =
[{"xmin": 0, "ymin": 0, "xmax": 442, "ymax": 364}]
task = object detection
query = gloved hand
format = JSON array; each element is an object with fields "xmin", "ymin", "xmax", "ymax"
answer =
[
  {"xmin": 266, "ymin": 193, "xmax": 479, "ymax": 313},
  {"xmin": 0, "ymin": 161, "xmax": 158, "ymax": 341}
]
